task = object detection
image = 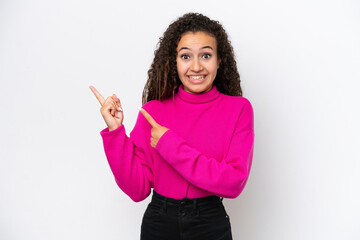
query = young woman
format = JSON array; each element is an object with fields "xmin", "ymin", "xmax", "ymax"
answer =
[{"xmin": 90, "ymin": 13, "xmax": 254, "ymax": 240}]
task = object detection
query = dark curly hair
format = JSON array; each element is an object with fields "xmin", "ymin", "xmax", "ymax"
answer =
[{"xmin": 142, "ymin": 12, "xmax": 242, "ymax": 105}]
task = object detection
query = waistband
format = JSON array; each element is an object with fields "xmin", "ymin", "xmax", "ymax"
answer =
[{"xmin": 152, "ymin": 190, "xmax": 222, "ymax": 206}]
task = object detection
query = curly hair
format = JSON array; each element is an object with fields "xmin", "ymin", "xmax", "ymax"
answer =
[{"xmin": 142, "ymin": 12, "xmax": 242, "ymax": 105}]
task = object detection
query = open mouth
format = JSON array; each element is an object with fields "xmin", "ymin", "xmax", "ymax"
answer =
[{"xmin": 187, "ymin": 75, "xmax": 207, "ymax": 83}]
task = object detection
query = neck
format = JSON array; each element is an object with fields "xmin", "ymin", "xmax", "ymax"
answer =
[{"xmin": 177, "ymin": 84, "xmax": 220, "ymax": 104}]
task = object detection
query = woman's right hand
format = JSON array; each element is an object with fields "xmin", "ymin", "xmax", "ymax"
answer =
[{"xmin": 89, "ymin": 85, "xmax": 123, "ymax": 131}]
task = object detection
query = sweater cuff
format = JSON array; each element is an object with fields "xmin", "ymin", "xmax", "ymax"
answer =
[
  {"xmin": 100, "ymin": 124, "xmax": 125, "ymax": 137},
  {"xmin": 155, "ymin": 129, "xmax": 180, "ymax": 157}
]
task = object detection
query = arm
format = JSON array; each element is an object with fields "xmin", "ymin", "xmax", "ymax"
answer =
[
  {"xmin": 100, "ymin": 111, "xmax": 153, "ymax": 202},
  {"xmin": 155, "ymin": 100, "xmax": 254, "ymax": 198}
]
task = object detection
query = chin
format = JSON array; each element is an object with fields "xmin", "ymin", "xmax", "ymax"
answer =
[
  {"xmin": 186, "ymin": 85, "xmax": 210, "ymax": 94},
  {"xmin": 182, "ymin": 81, "xmax": 213, "ymax": 94}
]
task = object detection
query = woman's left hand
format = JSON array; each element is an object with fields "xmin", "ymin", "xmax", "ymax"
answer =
[{"xmin": 139, "ymin": 107, "xmax": 169, "ymax": 148}]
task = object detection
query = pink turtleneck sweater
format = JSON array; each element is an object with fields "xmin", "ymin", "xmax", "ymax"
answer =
[{"xmin": 100, "ymin": 84, "xmax": 254, "ymax": 202}]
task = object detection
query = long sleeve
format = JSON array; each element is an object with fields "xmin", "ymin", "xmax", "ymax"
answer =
[
  {"xmin": 100, "ymin": 111, "xmax": 153, "ymax": 202},
  {"xmin": 154, "ymin": 100, "xmax": 254, "ymax": 198}
]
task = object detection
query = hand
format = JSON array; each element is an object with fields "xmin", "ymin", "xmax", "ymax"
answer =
[
  {"xmin": 139, "ymin": 107, "xmax": 169, "ymax": 148},
  {"xmin": 89, "ymin": 85, "xmax": 123, "ymax": 131}
]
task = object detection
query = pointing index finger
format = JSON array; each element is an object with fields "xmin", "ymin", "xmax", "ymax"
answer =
[
  {"xmin": 89, "ymin": 85, "xmax": 105, "ymax": 105},
  {"xmin": 138, "ymin": 107, "xmax": 159, "ymax": 128}
]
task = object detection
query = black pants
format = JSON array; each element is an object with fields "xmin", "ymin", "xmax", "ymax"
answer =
[{"xmin": 140, "ymin": 191, "xmax": 232, "ymax": 240}]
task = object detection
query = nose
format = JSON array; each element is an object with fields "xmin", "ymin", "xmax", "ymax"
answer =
[{"xmin": 190, "ymin": 58, "xmax": 203, "ymax": 72}]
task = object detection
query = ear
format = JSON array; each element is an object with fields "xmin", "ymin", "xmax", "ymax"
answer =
[{"xmin": 217, "ymin": 58, "xmax": 221, "ymax": 69}]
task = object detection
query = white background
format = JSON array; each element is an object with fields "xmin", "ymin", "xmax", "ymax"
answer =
[{"xmin": 1, "ymin": 0, "xmax": 359, "ymax": 239}]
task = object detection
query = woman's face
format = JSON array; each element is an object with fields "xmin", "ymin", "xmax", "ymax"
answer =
[{"xmin": 176, "ymin": 31, "xmax": 221, "ymax": 94}]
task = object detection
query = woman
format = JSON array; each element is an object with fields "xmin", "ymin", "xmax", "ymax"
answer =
[{"xmin": 90, "ymin": 13, "xmax": 254, "ymax": 240}]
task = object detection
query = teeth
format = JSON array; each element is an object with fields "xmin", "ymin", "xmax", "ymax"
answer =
[{"xmin": 189, "ymin": 75, "xmax": 205, "ymax": 80}]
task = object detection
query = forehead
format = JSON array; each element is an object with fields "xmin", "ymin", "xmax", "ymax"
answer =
[{"xmin": 177, "ymin": 31, "xmax": 217, "ymax": 50}]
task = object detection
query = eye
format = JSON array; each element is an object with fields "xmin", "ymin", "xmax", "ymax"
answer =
[
  {"xmin": 181, "ymin": 54, "xmax": 190, "ymax": 60},
  {"xmin": 202, "ymin": 53, "xmax": 212, "ymax": 59}
]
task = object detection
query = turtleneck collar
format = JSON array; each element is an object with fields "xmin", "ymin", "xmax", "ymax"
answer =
[{"xmin": 177, "ymin": 84, "xmax": 220, "ymax": 104}]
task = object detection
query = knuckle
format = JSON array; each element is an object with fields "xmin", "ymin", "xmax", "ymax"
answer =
[{"xmin": 106, "ymin": 97, "xmax": 115, "ymax": 104}]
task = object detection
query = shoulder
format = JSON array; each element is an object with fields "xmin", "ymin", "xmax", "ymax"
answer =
[
  {"xmin": 141, "ymin": 99, "xmax": 170, "ymax": 113},
  {"xmin": 132, "ymin": 99, "xmax": 167, "ymax": 134},
  {"xmin": 220, "ymin": 95, "xmax": 254, "ymax": 130},
  {"xmin": 140, "ymin": 98, "xmax": 173, "ymax": 122},
  {"xmin": 220, "ymin": 94, "xmax": 253, "ymax": 111},
  {"xmin": 221, "ymin": 94, "xmax": 254, "ymax": 127}
]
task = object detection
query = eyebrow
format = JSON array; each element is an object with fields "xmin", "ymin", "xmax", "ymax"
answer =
[{"xmin": 178, "ymin": 46, "xmax": 214, "ymax": 52}]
